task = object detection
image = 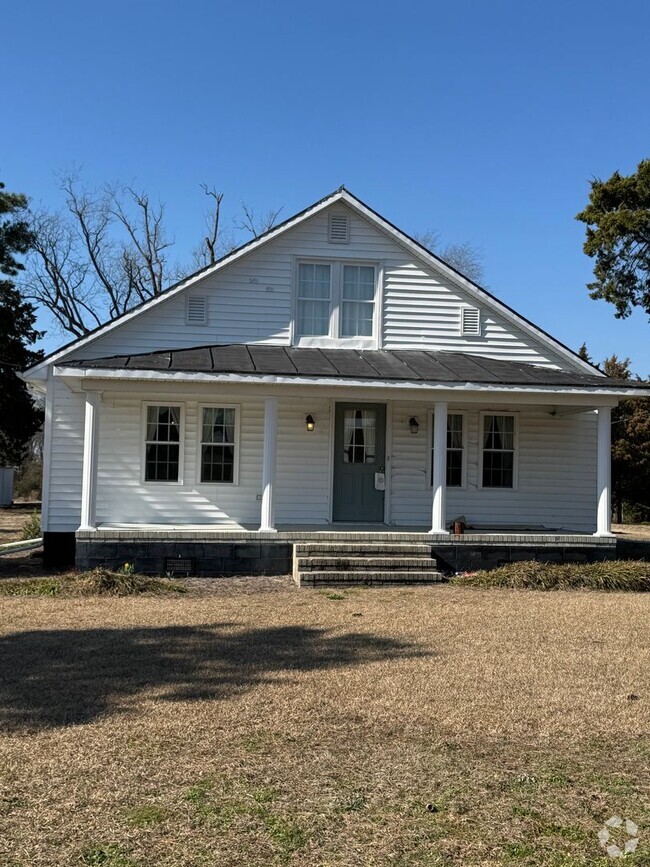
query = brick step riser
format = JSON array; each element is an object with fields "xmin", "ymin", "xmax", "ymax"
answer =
[
  {"xmin": 298, "ymin": 559, "xmax": 440, "ymax": 571},
  {"xmin": 295, "ymin": 546, "xmax": 435, "ymax": 557},
  {"xmin": 299, "ymin": 571, "xmax": 445, "ymax": 585}
]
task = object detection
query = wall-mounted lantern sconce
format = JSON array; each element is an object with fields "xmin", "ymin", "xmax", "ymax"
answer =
[
  {"xmin": 408, "ymin": 416, "xmax": 419, "ymax": 435},
  {"xmin": 305, "ymin": 414, "xmax": 315, "ymax": 432}
]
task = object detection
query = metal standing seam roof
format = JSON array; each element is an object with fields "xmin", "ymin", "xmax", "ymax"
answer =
[{"xmin": 62, "ymin": 345, "xmax": 650, "ymax": 390}]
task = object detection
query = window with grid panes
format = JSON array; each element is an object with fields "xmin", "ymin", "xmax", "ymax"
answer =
[
  {"xmin": 430, "ymin": 413, "xmax": 464, "ymax": 487},
  {"xmin": 296, "ymin": 263, "xmax": 331, "ymax": 336},
  {"xmin": 341, "ymin": 265, "xmax": 375, "ymax": 336},
  {"xmin": 200, "ymin": 407, "xmax": 237, "ymax": 483},
  {"xmin": 482, "ymin": 414, "xmax": 515, "ymax": 488},
  {"xmin": 145, "ymin": 406, "xmax": 181, "ymax": 482}
]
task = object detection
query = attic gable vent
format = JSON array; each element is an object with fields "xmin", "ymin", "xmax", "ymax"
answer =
[
  {"xmin": 186, "ymin": 295, "xmax": 207, "ymax": 325},
  {"xmin": 328, "ymin": 212, "xmax": 350, "ymax": 244},
  {"xmin": 460, "ymin": 306, "xmax": 481, "ymax": 337}
]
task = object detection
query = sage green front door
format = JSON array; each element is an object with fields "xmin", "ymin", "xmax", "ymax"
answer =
[{"xmin": 333, "ymin": 403, "xmax": 386, "ymax": 523}]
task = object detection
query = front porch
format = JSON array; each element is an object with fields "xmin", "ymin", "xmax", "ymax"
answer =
[
  {"xmin": 75, "ymin": 524, "xmax": 618, "ymax": 581},
  {"xmin": 49, "ymin": 343, "xmax": 644, "ymax": 574}
]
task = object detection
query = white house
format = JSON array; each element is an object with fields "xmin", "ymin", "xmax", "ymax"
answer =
[{"xmin": 23, "ymin": 188, "xmax": 649, "ymax": 579}]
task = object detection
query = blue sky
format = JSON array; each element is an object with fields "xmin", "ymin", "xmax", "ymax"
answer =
[{"xmin": 4, "ymin": 0, "xmax": 649, "ymax": 370}]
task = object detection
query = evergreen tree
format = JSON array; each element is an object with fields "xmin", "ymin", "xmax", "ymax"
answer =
[
  {"xmin": 0, "ymin": 182, "xmax": 43, "ymax": 465},
  {"xmin": 602, "ymin": 355, "xmax": 650, "ymax": 522},
  {"xmin": 576, "ymin": 159, "xmax": 650, "ymax": 318},
  {"xmin": 577, "ymin": 342, "xmax": 592, "ymax": 363}
]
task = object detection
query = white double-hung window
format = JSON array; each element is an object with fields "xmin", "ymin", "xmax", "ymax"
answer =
[
  {"xmin": 295, "ymin": 261, "xmax": 376, "ymax": 340},
  {"xmin": 296, "ymin": 263, "xmax": 332, "ymax": 336},
  {"xmin": 200, "ymin": 406, "xmax": 239, "ymax": 484},
  {"xmin": 481, "ymin": 414, "xmax": 516, "ymax": 488},
  {"xmin": 430, "ymin": 412, "xmax": 465, "ymax": 487},
  {"xmin": 144, "ymin": 405, "xmax": 182, "ymax": 483},
  {"xmin": 341, "ymin": 265, "xmax": 375, "ymax": 336}
]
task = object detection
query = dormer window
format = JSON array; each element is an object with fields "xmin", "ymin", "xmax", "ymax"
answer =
[{"xmin": 295, "ymin": 261, "xmax": 376, "ymax": 341}]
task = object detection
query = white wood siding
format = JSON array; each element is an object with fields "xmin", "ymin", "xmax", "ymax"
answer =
[
  {"xmin": 382, "ymin": 262, "xmax": 559, "ymax": 365},
  {"xmin": 46, "ymin": 385, "xmax": 598, "ymax": 534},
  {"xmin": 94, "ymin": 395, "xmax": 264, "ymax": 527},
  {"xmin": 47, "ymin": 378, "xmax": 84, "ymax": 532},
  {"xmin": 275, "ymin": 397, "xmax": 331, "ymax": 524},
  {"xmin": 65, "ymin": 204, "xmax": 571, "ymax": 370},
  {"xmin": 390, "ymin": 402, "xmax": 597, "ymax": 533}
]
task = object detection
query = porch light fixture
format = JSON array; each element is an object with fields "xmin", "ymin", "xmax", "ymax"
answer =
[
  {"xmin": 305, "ymin": 414, "xmax": 315, "ymax": 432},
  {"xmin": 408, "ymin": 416, "xmax": 419, "ymax": 435}
]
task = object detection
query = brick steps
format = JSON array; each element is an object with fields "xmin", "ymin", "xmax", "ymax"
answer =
[
  {"xmin": 294, "ymin": 543, "xmax": 445, "ymax": 586},
  {"xmin": 297, "ymin": 557, "xmax": 442, "ymax": 571}
]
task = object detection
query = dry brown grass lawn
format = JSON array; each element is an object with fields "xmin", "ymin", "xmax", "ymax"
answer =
[
  {"xmin": 0, "ymin": 508, "xmax": 37, "ymax": 545},
  {"xmin": 614, "ymin": 522, "xmax": 650, "ymax": 540},
  {"xmin": 0, "ymin": 583, "xmax": 648, "ymax": 866}
]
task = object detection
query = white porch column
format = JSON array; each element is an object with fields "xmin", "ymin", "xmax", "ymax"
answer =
[
  {"xmin": 429, "ymin": 401, "xmax": 449, "ymax": 535},
  {"xmin": 259, "ymin": 397, "xmax": 278, "ymax": 532},
  {"xmin": 595, "ymin": 406, "xmax": 614, "ymax": 536},
  {"xmin": 79, "ymin": 391, "xmax": 101, "ymax": 531}
]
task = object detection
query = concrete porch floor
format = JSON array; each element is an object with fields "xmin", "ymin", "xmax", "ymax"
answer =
[{"xmin": 78, "ymin": 523, "xmax": 617, "ymax": 547}]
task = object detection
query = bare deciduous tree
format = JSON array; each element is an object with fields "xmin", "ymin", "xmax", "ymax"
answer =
[
  {"xmin": 413, "ymin": 229, "xmax": 484, "ymax": 283},
  {"xmin": 25, "ymin": 176, "xmax": 174, "ymax": 337},
  {"xmin": 24, "ymin": 176, "xmax": 283, "ymax": 337},
  {"xmin": 198, "ymin": 184, "xmax": 223, "ymax": 267},
  {"xmin": 236, "ymin": 202, "xmax": 284, "ymax": 238}
]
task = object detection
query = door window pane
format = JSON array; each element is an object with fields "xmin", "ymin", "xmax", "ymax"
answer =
[{"xmin": 343, "ymin": 409, "xmax": 376, "ymax": 463}]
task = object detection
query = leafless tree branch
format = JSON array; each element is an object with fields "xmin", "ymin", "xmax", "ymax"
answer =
[{"xmin": 236, "ymin": 202, "xmax": 283, "ymax": 238}]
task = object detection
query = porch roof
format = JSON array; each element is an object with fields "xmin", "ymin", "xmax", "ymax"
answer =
[{"xmin": 63, "ymin": 344, "xmax": 649, "ymax": 392}]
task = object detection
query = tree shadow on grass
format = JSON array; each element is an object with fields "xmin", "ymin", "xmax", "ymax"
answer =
[{"xmin": 0, "ymin": 623, "xmax": 426, "ymax": 730}]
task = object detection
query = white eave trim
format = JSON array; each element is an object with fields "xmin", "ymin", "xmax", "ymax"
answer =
[
  {"xmin": 26, "ymin": 188, "xmax": 600, "ymax": 380},
  {"xmin": 52, "ymin": 365, "xmax": 647, "ymax": 398}
]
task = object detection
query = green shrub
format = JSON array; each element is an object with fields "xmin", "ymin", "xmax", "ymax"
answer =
[
  {"xmin": 19, "ymin": 511, "xmax": 41, "ymax": 541},
  {"xmin": 452, "ymin": 560, "xmax": 650, "ymax": 591}
]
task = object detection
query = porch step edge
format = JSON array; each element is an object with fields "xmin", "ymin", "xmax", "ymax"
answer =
[
  {"xmin": 297, "ymin": 557, "xmax": 440, "ymax": 570},
  {"xmin": 300, "ymin": 570, "xmax": 446, "ymax": 585}
]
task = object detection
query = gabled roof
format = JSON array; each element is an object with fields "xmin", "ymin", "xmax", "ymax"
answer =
[
  {"xmin": 25, "ymin": 186, "xmax": 602, "ymax": 378},
  {"xmin": 61, "ymin": 345, "xmax": 647, "ymax": 392}
]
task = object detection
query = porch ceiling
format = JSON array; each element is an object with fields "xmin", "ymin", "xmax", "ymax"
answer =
[{"xmin": 62, "ymin": 345, "xmax": 649, "ymax": 392}]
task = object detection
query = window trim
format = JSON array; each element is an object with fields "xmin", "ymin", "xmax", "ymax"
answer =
[
  {"xmin": 141, "ymin": 402, "xmax": 185, "ymax": 486},
  {"xmin": 292, "ymin": 257, "xmax": 378, "ymax": 345},
  {"xmin": 478, "ymin": 411, "xmax": 519, "ymax": 490},
  {"xmin": 427, "ymin": 410, "xmax": 467, "ymax": 489},
  {"xmin": 197, "ymin": 403, "xmax": 241, "ymax": 486}
]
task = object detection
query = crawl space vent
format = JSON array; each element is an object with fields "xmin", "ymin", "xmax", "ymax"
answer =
[
  {"xmin": 186, "ymin": 295, "xmax": 207, "ymax": 325},
  {"xmin": 165, "ymin": 557, "xmax": 194, "ymax": 577},
  {"xmin": 460, "ymin": 306, "xmax": 481, "ymax": 336},
  {"xmin": 328, "ymin": 212, "xmax": 350, "ymax": 244}
]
